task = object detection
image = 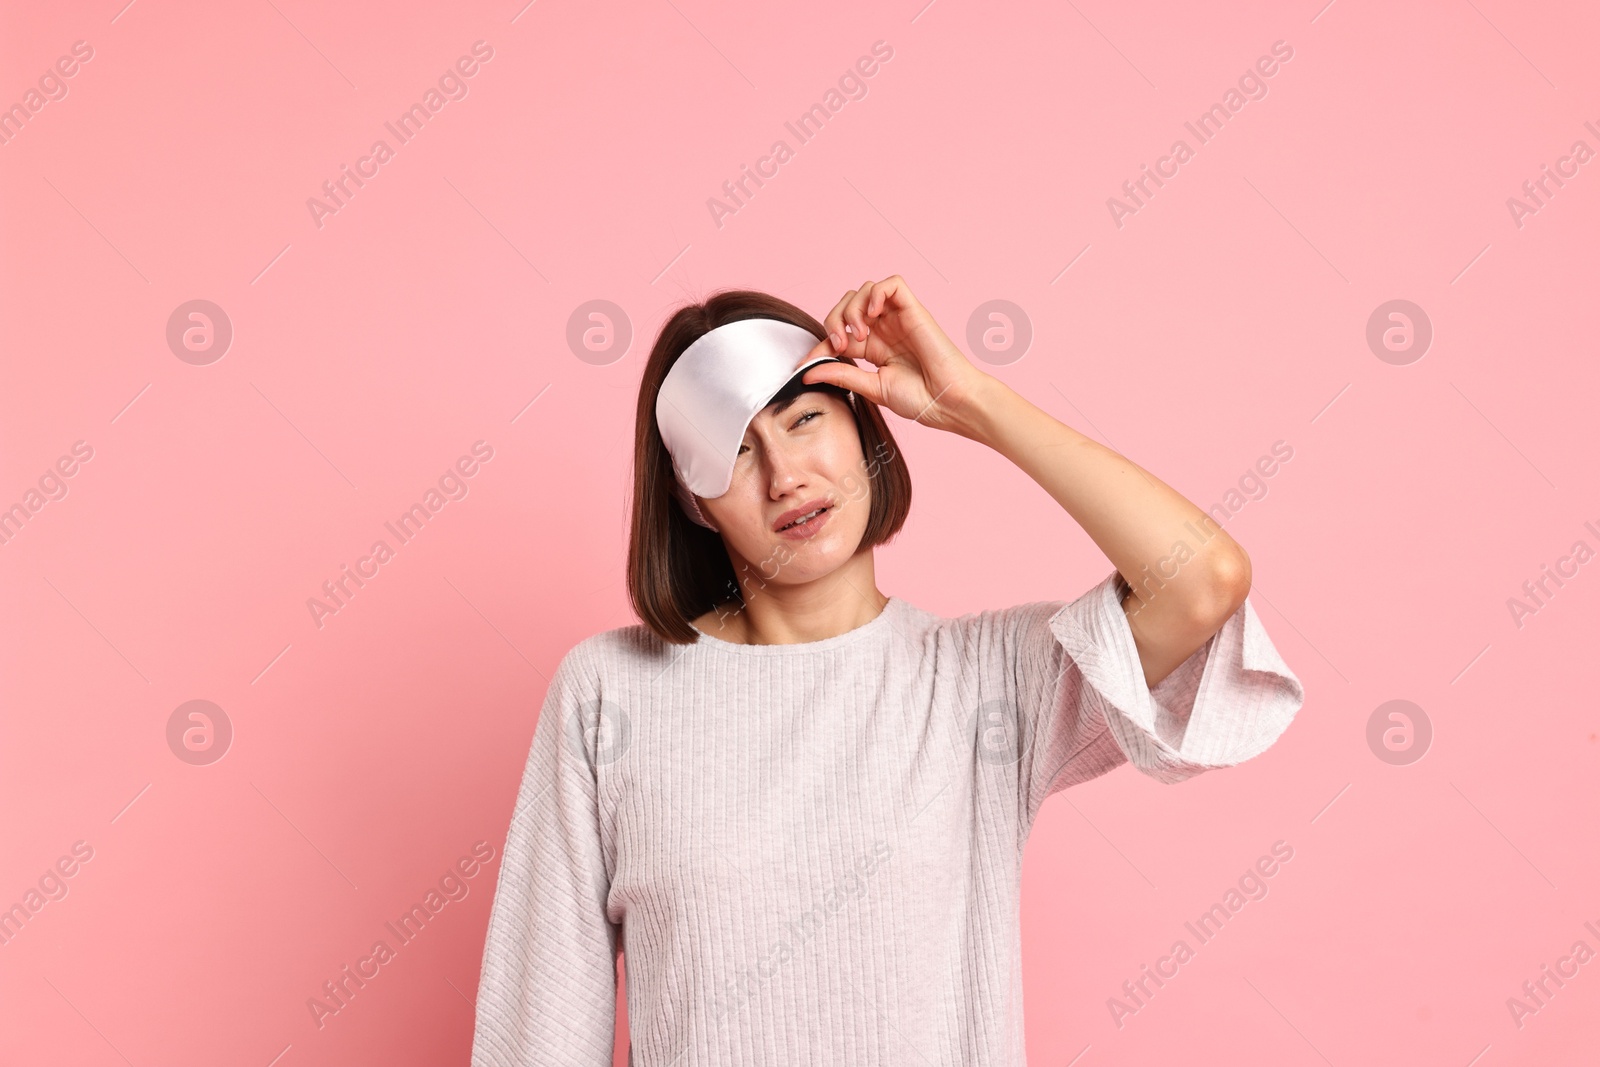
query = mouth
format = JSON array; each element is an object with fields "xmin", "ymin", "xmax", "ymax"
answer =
[{"xmin": 773, "ymin": 499, "xmax": 833, "ymax": 534}]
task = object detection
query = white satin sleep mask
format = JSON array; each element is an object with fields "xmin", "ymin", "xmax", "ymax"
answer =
[{"xmin": 655, "ymin": 316, "xmax": 851, "ymax": 531}]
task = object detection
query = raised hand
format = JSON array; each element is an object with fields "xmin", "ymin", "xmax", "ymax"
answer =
[{"xmin": 800, "ymin": 276, "xmax": 992, "ymax": 436}]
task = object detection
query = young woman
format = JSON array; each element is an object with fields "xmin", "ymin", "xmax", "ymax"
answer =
[{"xmin": 470, "ymin": 276, "xmax": 1305, "ymax": 1065}]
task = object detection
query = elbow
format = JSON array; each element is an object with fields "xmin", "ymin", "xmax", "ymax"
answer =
[{"xmin": 1197, "ymin": 547, "xmax": 1251, "ymax": 626}]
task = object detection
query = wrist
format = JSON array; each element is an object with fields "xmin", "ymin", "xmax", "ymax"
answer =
[{"xmin": 947, "ymin": 371, "xmax": 1017, "ymax": 445}]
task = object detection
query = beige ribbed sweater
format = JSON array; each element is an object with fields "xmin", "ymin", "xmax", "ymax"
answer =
[{"xmin": 470, "ymin": 569, "xmax": 1305, "ymax": 1065}]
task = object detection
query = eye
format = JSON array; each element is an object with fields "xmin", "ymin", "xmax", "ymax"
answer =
[{"xmin": 735, "ymin": 409, "xmax": 824, "ymax": 456}]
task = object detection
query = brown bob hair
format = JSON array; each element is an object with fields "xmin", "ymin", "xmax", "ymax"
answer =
[{"xmin": 627, "ymin": 289, "xmax": 912, "ymax": 644}]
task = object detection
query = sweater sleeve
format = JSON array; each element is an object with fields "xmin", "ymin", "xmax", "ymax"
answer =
[
  {"xmin": 1015, "ymin": 568, "xmax": 1306, "ymax": 830},
  {"xmin": 470, "ymin": 647, "xmax": 621, "ymax": 1067}
]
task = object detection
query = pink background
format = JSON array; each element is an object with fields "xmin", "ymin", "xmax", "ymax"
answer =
[{"xmin": 3, "ymin": 0, "xmax": 1597, "ymax": 1063}]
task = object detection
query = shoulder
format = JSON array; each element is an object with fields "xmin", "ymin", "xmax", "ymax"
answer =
[
  {"xmin": 885, "ymin": 598, "xmax": 1068, "ymax": 681},
  {"xmin": 895, "ymin": 596, "xmax": 1067, "ymax": 645},
  {"xmin": 891, "ymin": 574, "xmax": 1126, "ymax": 664},
  {"xmin": 549, "ymin": 617, "xmax": 680, "ymax": 692}
]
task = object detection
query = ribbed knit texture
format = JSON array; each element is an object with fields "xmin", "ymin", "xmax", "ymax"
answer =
[{"xmin": 470, "ymin": 569, "xmax": 1305, "ymax": 1066}]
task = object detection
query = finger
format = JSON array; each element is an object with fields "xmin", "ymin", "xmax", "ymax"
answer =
[
  {"xmin": 843, "ymin": 317, "xmax": 888, "ymax": 367},
  {"xmin": 869, "ymin": 275, "xmax": 905, "ymax": 320},
  {"xmin": 837, "ymin": 283, "xmax": 882, "ymax": 367},
  {"xmin": 844, "ymin": 280, "xmax": 876, "ymax": 342},
  {"xmin": 821, "ymin": 289, "xmax": 857, "ymax": 352},
  {"xmin": 838, "ymin": 284, "xmax": 871, "ymax": 353},
  {"xmin": 801, "ymin": 359, "xmax": 883, "ymax": 406},
  {"xmin": 866, "ymin": 276, "xmax": 898, "ymax": 321}
]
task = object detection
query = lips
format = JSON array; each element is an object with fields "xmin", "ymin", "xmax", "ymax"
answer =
[{"xmin": 772, "ymin": 498, "xmax": 833, "ymax": 532}]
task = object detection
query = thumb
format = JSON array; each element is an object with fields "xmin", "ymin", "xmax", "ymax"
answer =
[{"xmin": 802, "ymin": 360, "xmax": 883, "ymax": 405}]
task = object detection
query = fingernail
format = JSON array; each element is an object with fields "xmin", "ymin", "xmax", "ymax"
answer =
[{"xmin": 830, "ymin": 332, "xmax": 843, "ymax": 349}]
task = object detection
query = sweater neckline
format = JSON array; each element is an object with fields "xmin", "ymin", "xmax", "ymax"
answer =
[{"xmin": 689, "ymin": 596, "xmax": 903, "ymax": 654}]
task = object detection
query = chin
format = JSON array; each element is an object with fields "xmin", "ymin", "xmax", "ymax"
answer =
[{"xmin": 787, "ymin": 529, "xmax": 864, "ymax": 567}]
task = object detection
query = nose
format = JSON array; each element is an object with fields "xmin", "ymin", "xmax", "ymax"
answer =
[{"xmin": 764, "ymin": 439, "xmax": 808, "ymax": 498}]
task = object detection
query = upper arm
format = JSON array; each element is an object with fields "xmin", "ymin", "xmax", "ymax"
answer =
[{"xmin": 471, "ymin": 648, "xmax": 621, "ymax": 1066}]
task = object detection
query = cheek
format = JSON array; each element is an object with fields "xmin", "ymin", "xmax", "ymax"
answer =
[
  {"xmin": 819, "ymin": 440, "xmax": 870, "ymax": 510},
  {"xmin": 715, "ymin": 484, "xmax": 765, "ymax": 535},
  {"xmin": 720, "ymin": 480, "xmax": 795, "ymax": 549},
  {"xmin": 812, "ymin": 424, "xmax": 865, "ymax": 474},
  {"xmin": 832, "ymin": 461, "xmax": 872, "ymax": 515}
]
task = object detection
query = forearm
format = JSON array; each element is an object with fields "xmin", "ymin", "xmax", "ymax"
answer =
[{"xmin": 949, "ymin": 372, "xmax": 1250, "ymax": 627}]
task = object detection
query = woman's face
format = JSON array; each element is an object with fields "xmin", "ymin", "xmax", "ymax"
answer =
[{"xmin": 697, "ymin": 389, "xmax": 872, "ymax": 588}]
